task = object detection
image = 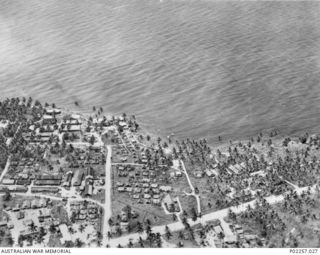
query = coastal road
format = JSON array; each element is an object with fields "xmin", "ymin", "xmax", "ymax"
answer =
[
  {"xmin": 107, "ymin": 184, "xmax": 316, "ymax": 247},
  {"xmin": 102, "ymin": 145, "xmax": 112, "ymax": 246}
]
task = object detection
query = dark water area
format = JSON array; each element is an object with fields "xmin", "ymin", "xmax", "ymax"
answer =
[{"xmin": 1, "ymin": 0, "xmax": 320, "ymax": 144}]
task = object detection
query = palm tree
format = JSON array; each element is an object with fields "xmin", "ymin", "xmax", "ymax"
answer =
[
  {"xmin": 17, "ymin": 235, "xmax": 24, "ymax": 247},
  {"xmin": 138, "ymin": 237, "xmax": 144, "ymax": 247},
  {"xmin": 177, "ymin": 241, "xmax": 184, "ymax": 248},
  {"xmin": 49, "ymin": 224, "xmax": 56, "ymax": 234},
  {"xmin": 157, "ymin": 237, "xmax": 162, "ymax": 248},
  {"xmin": 165, "ymin": 225, "xmax": 171, "ymax": 239},
  {"xmin": 37, "ymin": 234, "xmax": 44, "ymax": 245},
  {"xmin": 29, "ymin": 222, "xmax": 37, "ymax": 232},
  {"xmin": 79, "ymin": 224, "xmax": 85, "ymax": 233},
  {"xmin": 137, "ymin": 221, "xmax": 143, "ymax": 233},
  {"xmin": 68, "ymin": 226, "xmax": 74, "ymax": 235},
  {"xmin": 146, "ymin": 233, "xmax": 154, "ymax": 247},
  {"xmin": 3, "ymin": 189, "xmax": 11, "ymax": 201},
  {"xmin": 116, "ymin": 227, "xmax": 122, "ymax": 236},
  {"xmin": 7, "ymin": 236, "xmax": 14, "ymax": 246},
  {"xmin": 145, "ymin": 225, "xmax": 152, "ymax": 235},
  {"xmin": 127, "ymin": 240, "xmax": 133, "ymax": 248},
  {"xmin": 172, "ymin": 214, "xmax": 177, "ymax": 221},
  {"xmin": 95, "ymin": 231, "xmax": 102, "ymax": 241},
  {"xmin": 75, "ymin": 238, "xmax": 83, "ymax": 248},
  {"xmin": 166, "ymin": 231, "xmax": 172, "ymax": 240}
]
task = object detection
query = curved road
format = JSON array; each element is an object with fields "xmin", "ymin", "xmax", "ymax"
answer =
[{"xmin": 107, "ymin": 184, "xmax": 316, "ymax": 247}]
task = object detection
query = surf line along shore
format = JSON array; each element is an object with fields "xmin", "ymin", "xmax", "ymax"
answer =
[{"xmin": 0, "ymin": 248, "xmax": 72, "ymax": 254}]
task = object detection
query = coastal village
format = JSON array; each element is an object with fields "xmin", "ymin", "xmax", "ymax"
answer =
[{"xmin": 1, "ymin": 97, "xmax": 320, "ymax": 248}]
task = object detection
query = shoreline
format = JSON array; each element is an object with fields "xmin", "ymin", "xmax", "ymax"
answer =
[{"xmin": 0, "ymin": 96, "xmax": 314, "ymax": 150}]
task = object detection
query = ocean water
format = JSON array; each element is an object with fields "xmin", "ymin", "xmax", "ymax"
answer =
[{"xmin": 0, "ymin": 0, "xmax": 320, "ymax": 144}]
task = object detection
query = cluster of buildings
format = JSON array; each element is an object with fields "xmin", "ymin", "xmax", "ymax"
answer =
[
  {"xmin": 3, "ymin": 197, "xmax": 50, "ymax": 214},
  {"xmin": 71, "ymin": 167, "xmax": 104, "ymax": 197},
  {"xmin": 67, "ymin": 147, "xmax": 105, "ymax": 168},
  {"xmin": 0, "ymin": 167, "xmax": 103, "ymax": 198},
  {"xmin": 0, "ymin": 186, "xmax": 28, "ymax": 193},
  {"xmin": 69, "ymin": 201, "xmax": 100, "ymax": 222},
  {"xmin": 0, "ymin": 100, "xmax": 109, "ymax": 247},
  {"xmin": 0, "ymin": 197, "xmax": 60, "ymax": 241},
  {"xmin": 115, "ymin": 131, "xmax": 139, "ymax": 154},
  {"xmin": 163, "ymin": 194, "xmax": 180, "ymax": 213},
  {"xmin": 189, "ymin": 220, "xmax": 260, "ymax": 248},
  {"xmin": 114, "ymin": 163, "xmax": 174, "ymax": 206},
  {"xmin": 1, "ymin": 173, "xmax": 62, "ymax": 187},
  {"xmin": 22, "ymin": 107, "xmax": 82, "ymax": 144},
  {"xmin": 109, "ymin": 207, "xmax": 139, "ymax": 234}
]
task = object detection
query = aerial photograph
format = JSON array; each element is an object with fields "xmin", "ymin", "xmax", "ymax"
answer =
[{"xmin": 0, "ymin": 0, "xmax": 320, "ymax": 251}]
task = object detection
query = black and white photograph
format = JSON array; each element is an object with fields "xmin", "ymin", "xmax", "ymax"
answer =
[{"xmin": 0, "ymin": 0, "xmax": 320, "ymax": 252}]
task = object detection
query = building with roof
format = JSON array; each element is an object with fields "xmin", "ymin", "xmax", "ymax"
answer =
[
  {"xmin": 0, "ymin": 221, "xmax": 7, "ymax": 228},
  {"xmin": 31, "ymin": 187, "xmax": 59, "ymax": 193},
  {"xmin": 83, "ymin": 179, "xmax": 93, "ymax": 197},
  {"xmin": 38, "ymin": 208, "xmax": 51, "ymax": 223},
  {"xmin": 16, "ymin": 211, "xmax": 25, "ymax": 220},
  {"xmin": 62, "ymin": 171, "xmax": 73, "ymax": 187},
  {"xmin": 42, "ymin": 115, "xmax": 57, "ymax": 125},
  {"xmin": 1, "ymin": 178, "xmax": 15, "ymax": 185},
  {"xmin": 45, "ymin": 108, "xmax": 61, "ymax": 115},
  {"xmin": 72, "ymin": 170, "xmax": 84, "ymax": 186},
  {"xmin": 21, "ymin": 200, "xmax": 31, "ymax": 209},
  {"xmin": 160, "ymin": 186, "xmax": 172, "ymax": 192},
  {"xmin": 31, "ymin": 200, "xmax": 40, "ymax": 209}
]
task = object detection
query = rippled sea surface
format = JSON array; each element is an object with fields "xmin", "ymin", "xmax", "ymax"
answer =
[{"xmin": 1, "ymin": 0, "xmax": 320, "ymax": 144}]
